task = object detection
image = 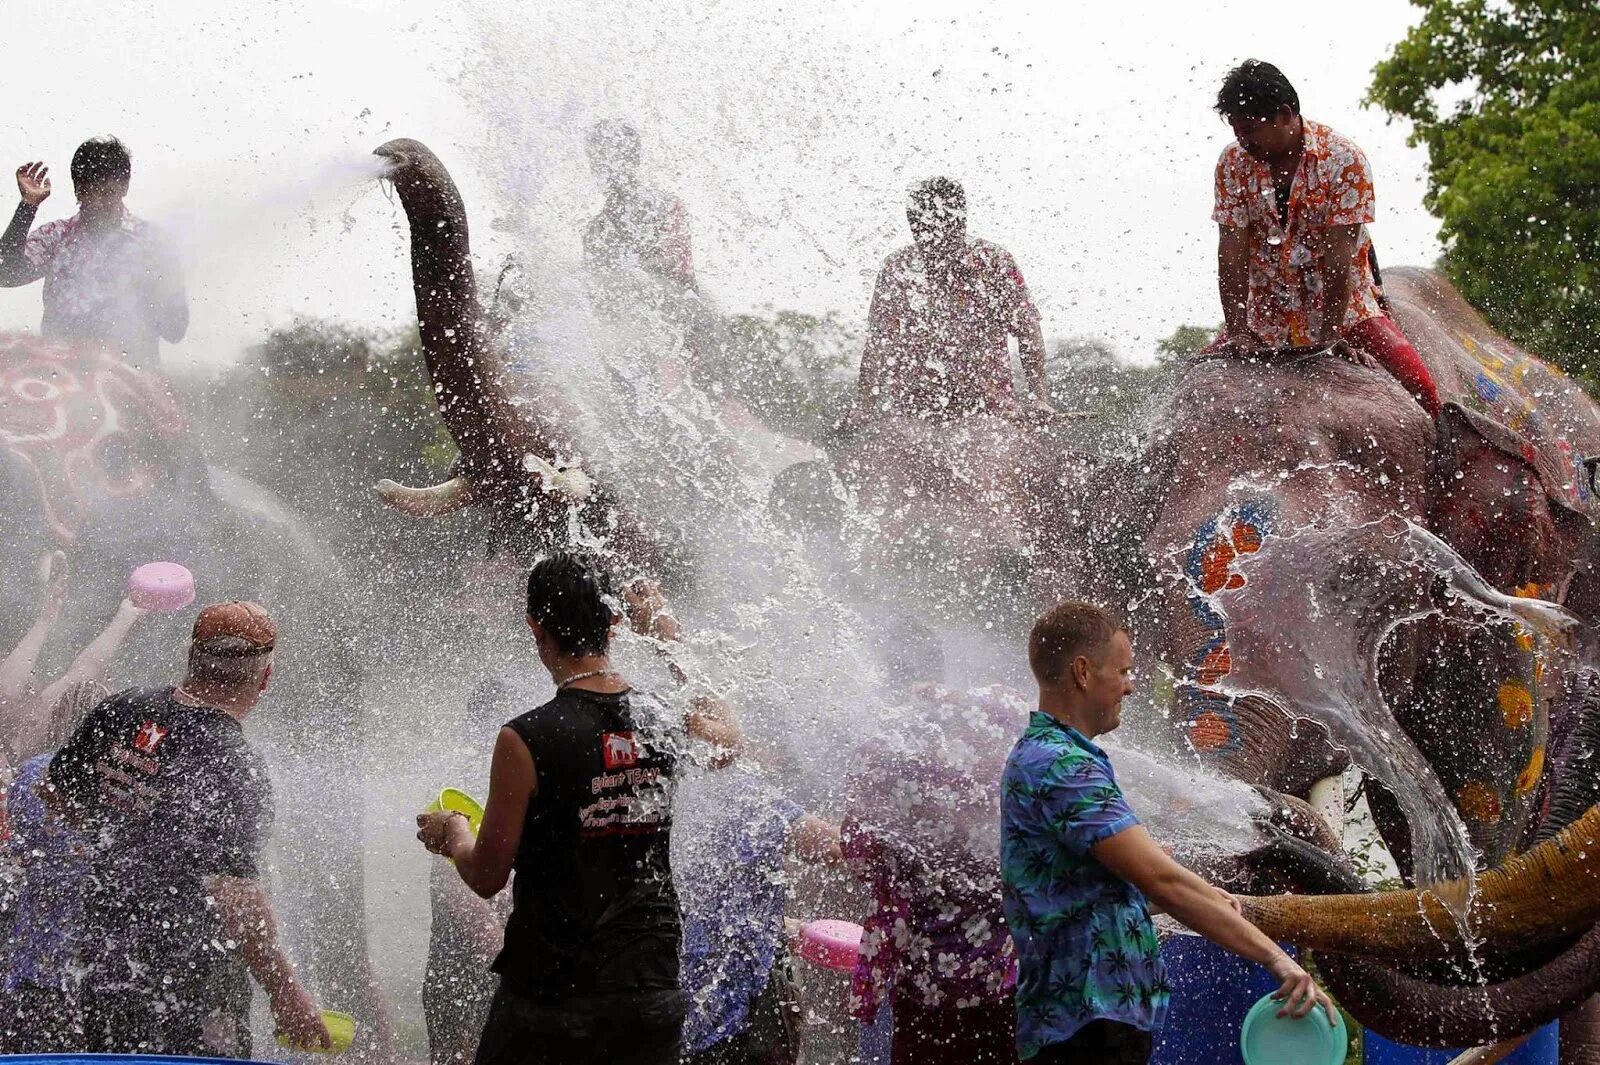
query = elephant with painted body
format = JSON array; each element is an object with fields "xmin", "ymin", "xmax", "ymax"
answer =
[
  {"xmin": 370, "ymin": 137, "xmax": 1600, "ymax": 1057},
  {"xmin": 0, "ymin": 333, "xmax": 394, "ymax": 1057},
  {"xmin": 1073, "ymin": 268, "xmax": 1600, "ymax": 1055}
]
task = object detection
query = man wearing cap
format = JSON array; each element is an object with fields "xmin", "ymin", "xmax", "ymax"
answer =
[{"xmin": 47, "ymin": 601, "xmax": 330, "ymax": 1056}]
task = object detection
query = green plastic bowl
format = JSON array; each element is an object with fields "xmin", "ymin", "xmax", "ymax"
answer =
[
  {"xmin": 1240, "ymin": 992, "xmax": 1347, "ymax": 1065},
  {"xmin": 425, "ymin": 787, "xmax": 484, "ymax": 835},
  {"xmin": 276, "ymin": 1008, "xmax": 356, "ymax": 1054}
]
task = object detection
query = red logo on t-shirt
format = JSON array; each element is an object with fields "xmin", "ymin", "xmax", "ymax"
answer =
[
  {"xmin": 602, "ymin": 731, "xmax": 639, "ymax": 769},
  {"xmin": 133, "ymin": 720, "xmax": 169, "ymax": 754}
]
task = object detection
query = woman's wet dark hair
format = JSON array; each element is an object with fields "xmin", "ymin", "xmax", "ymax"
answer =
[
  {"xmin": 526, "ymin": 552, "xmax": 616, "ymax": 657},
  {"xmin": 1215, "ymin": 60, "xmax": 1300, "ymax": 121},
  {"xmin": 70, "ymin": 136, "xmax": 133, "ymax": 189}
]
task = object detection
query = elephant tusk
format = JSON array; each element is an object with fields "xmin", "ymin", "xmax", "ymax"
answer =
[
  {"xmin": 522, "ymin": 452, "xmax": 594, "ymax": 503},
  {"xmin": 1308, "ymin": 774, "xmax": 1347, "ymax": 839},
  {"xmin": 372, "ymin": 475, "xmax": 475, "ymax": 517},
  {"xmin": 1240, "ymin": 801, "xmax": 1600, "ymax": 960}
]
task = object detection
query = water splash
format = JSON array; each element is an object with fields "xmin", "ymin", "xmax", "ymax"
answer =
[{"xmin": 1207, "ymin": 515, "xmax": 1583, "ymax": 913}]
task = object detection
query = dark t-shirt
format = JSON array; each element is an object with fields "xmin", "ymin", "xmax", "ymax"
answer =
[
  {"xmin": 494, "ymin": 686, "xmax": 683, "ymax": 1001},
  {"xmin": 47, "ymin": 686, "xmax": 273, "ymax": 996}
]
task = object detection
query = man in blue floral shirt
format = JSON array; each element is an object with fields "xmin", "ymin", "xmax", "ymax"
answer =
[{"xmin": 1000, "ymin": 602, "xmax": 1331, "ymax": 1063}]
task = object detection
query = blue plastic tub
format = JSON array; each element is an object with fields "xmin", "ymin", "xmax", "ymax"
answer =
[
  {"xmin": 0, "ymin": 1049, "xmax": 276, "ymax": 1055},
  {"xmin": 1363, "ymin": 1022, "xmax": 1558, "ymax": 1064},
  {"xmin": 1153, "ymin": 935, "xmax": 1313, "ymax": 1065}
]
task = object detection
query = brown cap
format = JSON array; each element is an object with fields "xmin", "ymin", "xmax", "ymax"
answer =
[{"xmin": 192, "ymin": 601, "xmax": 277, "ymax": 653}]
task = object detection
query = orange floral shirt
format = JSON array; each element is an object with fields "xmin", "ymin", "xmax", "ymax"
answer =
[{"xmin": 1212, "ymin": 119, "xmax": 1384, "ymax": 346}]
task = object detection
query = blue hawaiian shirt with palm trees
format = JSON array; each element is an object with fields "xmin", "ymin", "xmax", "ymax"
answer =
[{"xmin": 1000, "ymin": 712, "xmax": 1169, "ymax": 1058}]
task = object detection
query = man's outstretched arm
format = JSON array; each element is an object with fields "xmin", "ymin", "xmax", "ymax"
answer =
[
  {"xmin": 1092, "ymin": 825, "xmax": 1335, "ymax": 1023},
  {"xmin": 0, "ymin": 163, "xmax": 50, "ymax": 287},
  {"xmin": 210, "ymin": 875, "xmax": 332, "ymax": 1050}
]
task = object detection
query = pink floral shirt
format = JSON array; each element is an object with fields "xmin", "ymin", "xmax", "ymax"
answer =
[
  {"xmin": 24, "ymin": 208, "xmax": 185, "ymax": 364},
  {"xmin": 843, "ymin": 684, "xmax": 1028, "ymax": 1020},
  {"xmin": 1212, "ymin": 119, "xmax": 1384, "ymax": 346},
  {"xmin": 858, "ymin": 239, "xmax": 1038, "ymax": 418}
]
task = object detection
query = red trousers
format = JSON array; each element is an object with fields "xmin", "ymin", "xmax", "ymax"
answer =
[
  {"xmin": 1344, "ymin": 314, "xmax": 1441, "ymax": 418},
  {"xmin": 1203, "ymin": 317, "xmax": 1441, "ymax": 419}
]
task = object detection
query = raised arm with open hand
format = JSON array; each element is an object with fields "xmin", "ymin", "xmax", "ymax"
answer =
[{"xmin": 16, "ymin": 162, "xmax": 50, "ymax": 206}]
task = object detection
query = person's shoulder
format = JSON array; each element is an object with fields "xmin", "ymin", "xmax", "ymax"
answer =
[
  {"xmin": 31, "ymin": 216, "xmax": 74, "ymax": 239},
  {"xmin": 1308, "ymin": 120, "xmax": 1369, "ymax": 162},
  {"xmin": 1216, "ymin": 140, "xmax": 1251, "ymax": 170},
  {"xmin": 94, "ymin": 685, "xmax": 165, "ymax": 718},
  {"xmin": 969, "ymin": 236, "xmax": 1013, "ymax": 260},
  {"xmin": 881, "ymin": 243, "xmax": 920, "ymax": 273}
]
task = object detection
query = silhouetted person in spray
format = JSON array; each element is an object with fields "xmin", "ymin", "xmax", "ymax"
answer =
[
  {"xmin": 0, "ymin": 137, "xmax": 187, "ymax": 365},
  {"xmin": 850, "ymin": 177, "xmax": 1055, "ymax": 425}
]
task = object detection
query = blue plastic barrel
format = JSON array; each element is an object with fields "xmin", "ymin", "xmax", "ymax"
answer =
[
  {"xmin": 1363, "ymin": 1022, "xmax": 1559, "ymax": 1064},
  {"xmin": 0, "ymin": 1049, "xmax": 276, "ymax": 1055},
  {"xmin": 1153, "ymin": 935, "xmax": 1311, "ymax": 1065}
]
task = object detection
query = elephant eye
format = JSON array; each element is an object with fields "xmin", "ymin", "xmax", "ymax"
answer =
[{"xmin": 1585, "ymin": 457, "xmax": 1600, "ymax": 496}]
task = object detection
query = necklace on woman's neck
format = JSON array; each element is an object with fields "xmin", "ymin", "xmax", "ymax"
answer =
[{"xmin": 557, "ymin": 667, "xmax": 622, "ymax": 690}]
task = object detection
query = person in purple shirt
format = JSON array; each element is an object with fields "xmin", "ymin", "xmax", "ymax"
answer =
[
  {"xmin": 1000, "ymin": 601, "xmax": 1332, "ymax": 1063},
  {"xmin": 843, "ymin": 618, "xmax": 1029, "ymax": 1065}
]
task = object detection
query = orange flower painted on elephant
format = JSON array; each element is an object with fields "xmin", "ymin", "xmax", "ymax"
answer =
[
  {"xmin": 1457, "ymin": 780, "xmax": 1502, "ymax": 823},
  {"xmin": 1516, "ymin": 747, "xmax": 1546, "ymax": 797},
  {"xmin": 1197, "ymin": 521, "xmax": 1263, "ymax": 595},
  {"xmin": 1497, "ymin": 679, "xmax": 1534, "ymax": 729},
  {"xmin": 1187, "ymin": 710, "xmax": 1234, "ymax": 752}
]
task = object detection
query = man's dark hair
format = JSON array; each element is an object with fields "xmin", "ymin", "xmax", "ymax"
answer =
[
  {"xmin": 1215, "ymin": 60, "xmax": 1300, "ymax": 120},
  {"xmin": 1028, "ymin": 601, "xmax": 1125, "ymax": 686},
  {"xmin": 908, "ymin": 176, "xmax": 966, "ymax": 214},
  {"xmin": 526, "ymin": 552, "xmax": 616, "ymax": 657},
  {"xmin": 71, "ymin": 136, "xmax": 133, "ymax": 188}
]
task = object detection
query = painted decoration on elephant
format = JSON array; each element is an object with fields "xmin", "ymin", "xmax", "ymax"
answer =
[
  {"xmin": 1177, "ymin": 499, "xmax": 1275, "ymax": 756},
  {"xmin": 0, "ymin": 334, "xmax": 185, "ymax": 543},
  {"xmin": 1454, "ymin": 330, "xmax": 1596, "ymax": 512}
]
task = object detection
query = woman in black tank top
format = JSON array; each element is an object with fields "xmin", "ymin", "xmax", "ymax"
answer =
[{"xmin": 416, "ymin": 554, "xmax": 740, "ymax": 1065}]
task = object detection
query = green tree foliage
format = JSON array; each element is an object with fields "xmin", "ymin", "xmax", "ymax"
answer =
[
  {"xmin": 1156, "ymin": 324, "xmax": 1219, "ymax": 361},
  {"xmin": 187, "ymin": 320, "xmax": 461, "ymax": 573},
  {"xmin": 718, "ymin": 309, "xmax": 858, "ymax": 442},
  {"xmin": 1370, "ymin": 0, "xmax": 1600, "ymax": 372}
]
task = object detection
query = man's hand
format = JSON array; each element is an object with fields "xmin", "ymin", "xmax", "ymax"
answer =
[
  {"xmin": 623, "ymin": 578, "xmax": 681, "ymax": 642},
  {"xmin": 1266, "ymin": 953, "xmax": 1337, "ymax": 1025},
  {"xmin": 416, "ymin": 810, "xmax": 471, "ymax": 858},
  {"xmin": 270, "ymin": 981, "xmax": 332, "ymax": 1052},
  {"xmin": 16, "ymin": 162, "xmax": 50, "ymax": 207},
  {"xmin": 1328, "ymin": 338, "xmax": 1378, "ymax": 370}
]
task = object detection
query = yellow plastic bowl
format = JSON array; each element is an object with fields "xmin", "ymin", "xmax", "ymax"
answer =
[
  {"xmin": 425, "ymin": 787, "xmax": 484, "ymax": 835},
  {"xmin": 276, "ymin": 1009, "xmax": 356, "ymax": 1054}
]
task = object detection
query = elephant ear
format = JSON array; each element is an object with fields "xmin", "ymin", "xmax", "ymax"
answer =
[{"xmin": 1430, "ymin": 401, "xmax": 1596, "ymax": 605}]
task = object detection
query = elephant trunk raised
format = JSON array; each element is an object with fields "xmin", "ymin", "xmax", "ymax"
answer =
[{"xmin": 372, "ymin": 138, "xmax": 658, "ymax": 564}]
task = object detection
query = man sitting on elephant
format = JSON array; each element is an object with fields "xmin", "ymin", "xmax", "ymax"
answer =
[
  {"xmin": 848, "ymin": 177, "xmax": 1055, "ymax": 425},
  {"xmin": 1210, "ymin": 60, "xmax": 1440, "ymax": 419},
  {"xmin": 0, "ymin": 136, "xmax": 188, "ymax": 366},
  {"xmin": 584, "ymin": 119, "xmax": 696, "ymax": 293}
]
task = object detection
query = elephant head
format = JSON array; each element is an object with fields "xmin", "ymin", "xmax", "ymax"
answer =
[{"xmin": 1094, "ymin": 271, "xmax": 1600, "ymax": 1046}]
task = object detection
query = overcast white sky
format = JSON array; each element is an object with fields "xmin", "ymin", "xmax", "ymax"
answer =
[{"xmin": 0, "ymin": 0, "xmax": 1441, "ymax": 368}]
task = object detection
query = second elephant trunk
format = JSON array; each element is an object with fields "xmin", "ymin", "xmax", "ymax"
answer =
[{"xmin": 1242, "ymin": 803, "xmax": 1600, "ymax": 960}]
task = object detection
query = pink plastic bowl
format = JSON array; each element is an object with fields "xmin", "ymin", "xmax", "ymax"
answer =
[
  {"xmin": 128, "ymin": 562, "xmax": 196, "ymax": 612},
  {"xmin": 797, "ymin": 919, "xmax": 863, "ymax": 972}
]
